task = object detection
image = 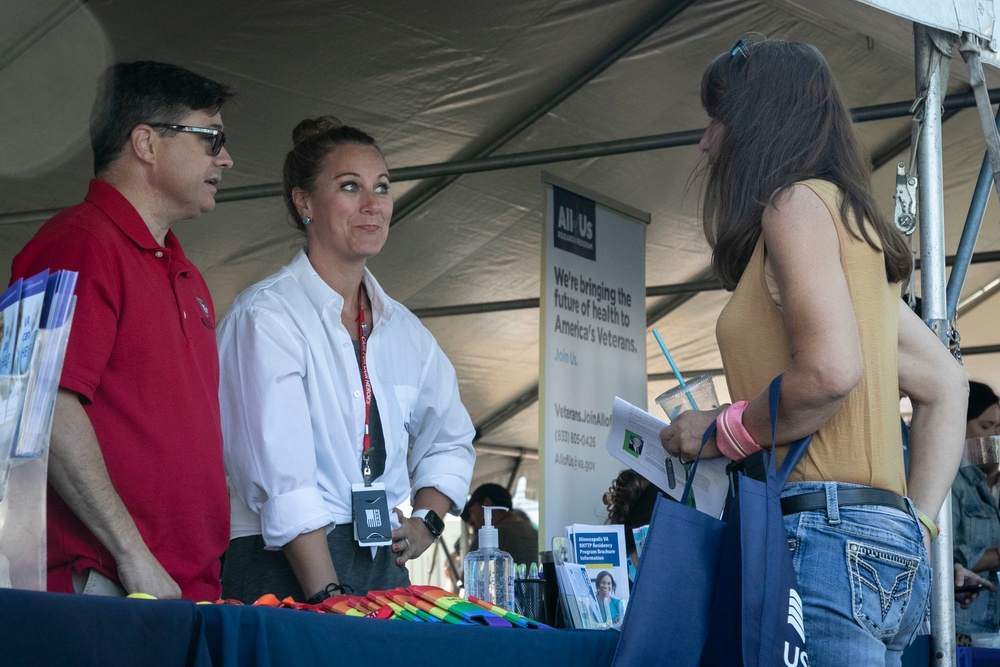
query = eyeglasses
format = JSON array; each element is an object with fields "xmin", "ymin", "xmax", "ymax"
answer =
[
  {"xmin": 147, "ymin": 123, "xmax": 226, "ymax": 156},
  {"xmin": 729, "ymin": 38, "xmax": 753, "ymax": 65}
]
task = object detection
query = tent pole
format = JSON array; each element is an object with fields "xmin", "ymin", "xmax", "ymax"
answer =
[
  {"xmin": 407, "ymin": 250, "xmax": 1000, "ymax": 320},
  {"xmin": 915, "ymin": 23, "xmax": 956, "ymax": 667},
  {"xmin": 0, "ymin": 0, "xmax": 86, "ymax": 73},
  {"xmin": 385, "ymin": 0, "xmax": 699, "ymax": 227},
  {"xmin": 3, "ymin": 89, "xmax": 999, "ymax": 228},
  {"xmin": 946, "ymin": 105, "xmax": 1000, "ymax": 320}
]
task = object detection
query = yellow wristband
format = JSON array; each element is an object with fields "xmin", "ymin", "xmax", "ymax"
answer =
[{"xmin": 915, "ymin": 509, "xmax": 939, "ymax": 542}]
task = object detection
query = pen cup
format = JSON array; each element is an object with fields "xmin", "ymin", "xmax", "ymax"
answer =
[{"xmin": 514, "ymin": 578, "xmax": 545, "ymax": 622}]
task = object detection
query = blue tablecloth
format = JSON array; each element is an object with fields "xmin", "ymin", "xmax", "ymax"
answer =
[
  {"xmin": 1, "ymin": 588, "xmax": 978, "ymax": 667},
  {"xmin": 959, "ymin": 647, "xmax": 1000, "ymax": 666},
  {"xmin": 0, "ymin": 588, "xmax": 619, "ymax": 667},
  {"xmin": 0, "ymin": 589, "xmax": 209, "ymax": 666}
]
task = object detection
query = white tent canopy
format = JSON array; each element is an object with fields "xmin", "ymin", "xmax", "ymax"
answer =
[{"xmin": 2, "ymin": 0, "xmax": 1000, "ymax": 498}]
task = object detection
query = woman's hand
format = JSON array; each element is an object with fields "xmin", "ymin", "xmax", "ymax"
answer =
[
  {"xmin": 391, "ymin": 509, "xmax": 435, "ymax": 565},
  {"xmin": 393, "ymin": 488, "xmax": 452, "ymax": 566},
  {"xmin": 660, "ymin": 406, "xmax": 726, "ymax": 462}
]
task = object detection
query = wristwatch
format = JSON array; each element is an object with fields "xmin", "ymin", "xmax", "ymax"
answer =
[{"xmin": 411, "ymin": 509, "xmax": 444, "ymax": 539}]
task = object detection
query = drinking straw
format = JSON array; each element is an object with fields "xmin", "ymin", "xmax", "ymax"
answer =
[{"xmin": 651, "ymin": 328, "xmax": 699, "ymax": 410}]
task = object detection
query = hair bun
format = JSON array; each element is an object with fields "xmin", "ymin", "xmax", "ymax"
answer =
[{"xmin": 292, "ymin": 116, "xmax": 344, "ymax": 146}]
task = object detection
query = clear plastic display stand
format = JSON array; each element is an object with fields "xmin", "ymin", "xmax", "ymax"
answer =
[{"xmin": 0, "ymin": 320, "xmax": 73, "ymax": 591}]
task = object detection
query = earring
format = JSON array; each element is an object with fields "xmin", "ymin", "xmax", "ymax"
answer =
[{"xmin": 302, "ymin": 216, "xmax": 312, "ymax": 225}]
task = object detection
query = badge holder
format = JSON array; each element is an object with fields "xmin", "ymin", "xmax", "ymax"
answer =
[{"xmin": 352, "ymin": 481, "xmax": 392, "ymax": 547}]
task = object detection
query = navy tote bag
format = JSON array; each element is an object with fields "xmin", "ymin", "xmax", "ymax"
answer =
[
  {"xmin": 611, "ymin": 490, "xmax": 725, "ymax": 665},
  {"xmin": 611, "ymin": 375, "xmax": 811, "ymax": 667}
]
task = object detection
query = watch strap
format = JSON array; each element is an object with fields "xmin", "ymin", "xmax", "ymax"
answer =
[{"xmin": 412, "ymin": 509, "xmax": 444, "ymax": 538}]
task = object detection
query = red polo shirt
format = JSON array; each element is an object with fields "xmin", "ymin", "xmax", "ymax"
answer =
[{"xmin": 10, "ymin": 179, "xmax": 229, "ymax": 601}]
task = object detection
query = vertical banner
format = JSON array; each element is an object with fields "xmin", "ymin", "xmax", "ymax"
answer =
[{"xmin": 539, "ymin": 172, "xmax": 649, "ymax": 547}]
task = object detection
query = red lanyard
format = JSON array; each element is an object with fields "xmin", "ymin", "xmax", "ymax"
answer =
[{"xmin": 357, "ymin": 284, "xmax": 374, "ymax": 484}]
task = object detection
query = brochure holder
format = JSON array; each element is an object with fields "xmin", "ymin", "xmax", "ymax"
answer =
[
  {"xmin": 0, "ymin": 316, "xmax": 74, "ymax": 591},
  {"xmin": 549, "ymin": 536, "xmax": 612, "ymax": 630}
]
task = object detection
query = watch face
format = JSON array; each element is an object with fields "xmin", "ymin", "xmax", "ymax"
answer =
[{"xmin": 423, "ymin": 510, "xmax": 444, "ymax": 538}]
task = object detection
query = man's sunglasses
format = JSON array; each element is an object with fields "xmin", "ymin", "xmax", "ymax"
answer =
[{"xmin": 147, "ymin": 123, "xmax": 226, "ymax": 156}]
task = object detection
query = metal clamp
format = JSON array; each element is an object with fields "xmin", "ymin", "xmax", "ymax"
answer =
[
  {"xmin": 948, "ymin": 323, "xmax": 963, "ymax": 363},
  {"xmin": 893, "ymin": 162, "xmax": 918, "ymax": 235}
]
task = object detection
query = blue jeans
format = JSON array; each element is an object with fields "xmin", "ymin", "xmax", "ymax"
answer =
[{"xmin": 781, "ymin": 482, "xmax": 931, "ymax": 667}]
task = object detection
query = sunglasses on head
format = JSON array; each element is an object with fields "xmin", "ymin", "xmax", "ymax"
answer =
[
  {"xmin": 147, "ymin": 123, "xmax": 226, "ymax": 156},
  {"xmin": 729, "ymin": 38, "xmax": 753, "ymax": 65}
]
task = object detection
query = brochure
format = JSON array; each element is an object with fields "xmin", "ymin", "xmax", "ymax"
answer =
[
  {"xmin": 0, "ymin": 269, "xmax": 77, "ymax": 500},
  {"xmin": 0, "ymin": 280, "xmax": 22, "ymax": 375},
  {"xmin": 11, "ymin": 270, "xmax": 78, "ymax": 458},
  {"xmin": 40, "ymin": 270, "xmax": 78, "ymax": 330},
  {"xmin": 566, "ymin": 523, "xmax": 629, "ymax": 628},
  {"xmin": 12, "ymin": 270, "xmax": 48, "ymax": 375},
  {"xmin": 605, "ymin": 396, "xmax": 729, "ymax": 518},
  {"xmin": 554, "ymin": 561, "xmax": 604, "ymax": 629}
]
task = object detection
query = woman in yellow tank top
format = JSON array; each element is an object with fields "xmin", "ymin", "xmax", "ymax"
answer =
[{"xmin": 659, "ymin": 38, "xmax": 968, "ymax": 666}]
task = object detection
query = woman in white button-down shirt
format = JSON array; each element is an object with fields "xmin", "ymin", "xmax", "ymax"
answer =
[{"xmin": 217, "ymin": 116, "xmax": 475, "ymax": 603}]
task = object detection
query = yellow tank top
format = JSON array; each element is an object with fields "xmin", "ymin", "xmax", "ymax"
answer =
[{"xmin": 715, "ymin": 179, "xmax": 906, "ymax": 495}]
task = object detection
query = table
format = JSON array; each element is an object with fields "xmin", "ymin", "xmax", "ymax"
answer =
[
  {"xmin": 0, "ymin": 588, "xmax": 977, "ymax": 667},
  {"xmin": 0, "ymin": 588, "xmax": 619, "ymax": 667},
  {"xmin": 959, "ymin": 647, "xmax": 1000, "ymax": 666}
]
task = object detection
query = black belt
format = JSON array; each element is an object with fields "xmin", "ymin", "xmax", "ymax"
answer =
[{"xmin": 780, "ymin": 487, "xmax": 910, "ymax": 517}]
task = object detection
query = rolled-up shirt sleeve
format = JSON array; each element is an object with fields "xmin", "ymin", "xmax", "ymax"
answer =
[
  {"xmin": 218, "ymin": 304, "xmax": 333, "ymax": 548},
  {"xmin": 406, "ymin": 342, "xmax": 476, "ymax": 514}
]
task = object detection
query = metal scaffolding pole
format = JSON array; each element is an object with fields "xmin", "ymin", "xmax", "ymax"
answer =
[
  {"xmin": 915, "ymin": 24, "xmax": 957, "ymax": 667},
  {"xmin": 946, "ymin": 105, "xmax": 1000, "ymax": 319},
  {"xmin": 3, "ymin": 89, "xmax": 1000, "ymax": 228}
]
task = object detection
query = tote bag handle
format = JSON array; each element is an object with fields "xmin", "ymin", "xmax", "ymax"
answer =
[{"xmin": 680, "ymin": 375, "xmax": 812, "ymax": 505}]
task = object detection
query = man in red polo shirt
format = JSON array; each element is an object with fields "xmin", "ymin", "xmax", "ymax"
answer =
[{"xmin": 9, "ymin": 62, "xmax": 234, "ymax": 600}]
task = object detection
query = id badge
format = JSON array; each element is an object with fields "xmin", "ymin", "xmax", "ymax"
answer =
[{"xmin": 352, "ymin": 482, "xmax": 392, "ymax": 547}]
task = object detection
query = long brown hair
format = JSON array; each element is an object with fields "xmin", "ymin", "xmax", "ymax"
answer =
[{"xmin": 700, "ymin": 39, "xmax": 911, "ymax": 290}]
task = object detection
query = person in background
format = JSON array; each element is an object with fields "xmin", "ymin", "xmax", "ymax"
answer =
[
  {"xmin": 602, "ymin": 469, "xmax": 658, "ymax": 582},
  {"xmin": 460, "ymin": 482, "xmax": 539, "ymax": 567},
  {"xmin": 952, "ymin": 381, "xmax": 1000, "ymax": 641},
  {"xmin": 218, "ymin": 117, "xmax": 475, "ymax": 604},
  {"xmin": 660, "ymin": 38, "xmax": 967, "ymax": 666},
  {"xmin": 9, "ymin": 61, "xmax": 234, "ymax": 600}
]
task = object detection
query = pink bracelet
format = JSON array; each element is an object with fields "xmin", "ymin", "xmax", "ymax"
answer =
[{"xmin": 715, "ymin": 400, "xmax": 763, "ymax": 461}]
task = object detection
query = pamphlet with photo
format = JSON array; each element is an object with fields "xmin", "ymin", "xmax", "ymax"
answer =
[{"xmin": 605, "ymin": 396, "xmax": 729, "ymax": 518}]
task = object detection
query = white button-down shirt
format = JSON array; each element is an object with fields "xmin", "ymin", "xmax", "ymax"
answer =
[{"xmin": 218, "ymin": 250, "xmax": 476, "ymax": 548}]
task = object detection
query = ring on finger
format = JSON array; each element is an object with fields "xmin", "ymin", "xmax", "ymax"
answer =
[{"xmin": 404, "ymin": 538, "xmax": 411, "ymax": 550}]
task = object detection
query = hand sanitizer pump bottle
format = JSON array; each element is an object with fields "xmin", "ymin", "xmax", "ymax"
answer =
[{"xmin": 463, "ymin": 505, "xmax": 515, "ymax": 610}]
